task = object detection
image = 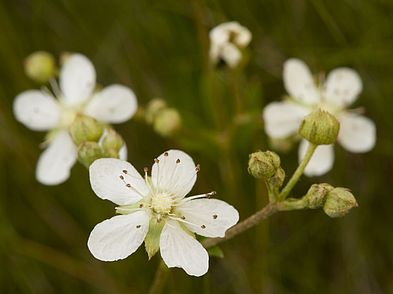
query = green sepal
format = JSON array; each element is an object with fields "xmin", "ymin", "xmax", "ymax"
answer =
[
  {"xmin": 144, "ymin": 218, "xmax": 165, "ymax": 260},
  {"xmin": 208, "ymin": 246, "xmax": 224, "ymax": 258}
]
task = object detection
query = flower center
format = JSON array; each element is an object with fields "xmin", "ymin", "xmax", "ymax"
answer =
[
  {"xmin": 59, "ymin": 107, "xmax": 78, "ymax": 128},
  {"xmin": 150, "ymin": 192, "xmax": 174, "ymax": 215}
]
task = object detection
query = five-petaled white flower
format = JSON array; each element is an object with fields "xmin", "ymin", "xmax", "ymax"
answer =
[
  {"xmin": 209, "ymin": 21, "xmax": 251, "ymax": 68},
  {"xmin": 87, "ymin": 150, "xmax": 239, "ymax": 277},
  {"xmin": 13, "ymin": 53, "xmax": 137, "ymax": 185},
  {"xmin": 263, "ymin": 58, "xmax": 376, "ymax": 176}
]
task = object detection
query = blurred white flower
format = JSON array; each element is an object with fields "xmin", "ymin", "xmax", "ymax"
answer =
[
  {"xmin": 263, "ymin": 58, "xmax": 376, "ymax": 176},
  {"xmin": 209, "ymin": 21, "xmax": 251, "ymax": 68},
  {"xmin": 13, "ymin": 53, "xmax": 137, "ymax": 185},
  {"xmin": 88, "ymin": 149, "xmax": 239, "ymax": 277}
]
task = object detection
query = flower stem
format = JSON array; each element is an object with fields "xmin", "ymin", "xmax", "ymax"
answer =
[
  {"xmin": 278, "ymin": 143, "xmax": 317, "ymax": 201},
  {"xmin": 148, "ymin": 260, "xmax": 169, "ymax": 294}
]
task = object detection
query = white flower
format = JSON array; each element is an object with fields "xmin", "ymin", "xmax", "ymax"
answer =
[
  {"xmin": 13, "ymin": 53, "xmax": 137, "ymax": 185},
  {"xmin": 263, "ymin": 58, "xmax": 376, "ymax": 176},
  {"xmin": 87, "ymin": 149, "xmax": 239, "ymax": 277},
  {"xmin": 209, "ymin": 21, "xmax": 251, "ymax": 68}
]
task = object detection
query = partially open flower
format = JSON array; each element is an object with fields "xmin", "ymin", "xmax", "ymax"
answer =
[
  {"xmin": 263, "ymin": 58, "xmax": 376, "ymax": 176},
  {"xmin": 209, "ymin": 21, "xmax": 251, "ymax": 68},
  {"xmin": 13, "ymin": 53, "xmax": 137, "ymax": 185},
  {"xmin": 88, "ymin": 150, "xmax": 239, "ymax": 277}
]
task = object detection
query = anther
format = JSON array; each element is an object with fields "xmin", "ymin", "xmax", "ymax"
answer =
[
  {"xmin": 195, "ymin": 164, "xmax": 200, "ymax": 172},
  {"xmin": 181, "ymin": 216, "xmax": 186, "ymax": 220},
  {"xmin": 164, "ymin": 152, "xmax": 169, "ymax": 156},
  {"xmin": 122, "ymin": 170, "xmax": 128, "ymax": 174},
  {"xmin": 213, "ymin": 214, "xmax": 218, "ymax": 219},
  {"xmin": 136, "ymin": 225, "xmax": 141, "ymax": 228},
  {"xmin": 119, "ymin": 175, "xmax": 124, "ymax": 180},
  {"xmin": 201, "ymin": 225, "xmax": 206, "ymax": 229},
  {"xmin": 139, "ymin": 204, "xmax": 144, "ymax": 208},
  {"xmin": 176, "ymin": 159, "xmax": 180, "ymax": 164},
  {"xmin": 126, "ymin": 184, "xmax": 131, "ymax": 188},
  {"xmin": 144, "ymin": 167, "xmax": 148, "ymax": 173},
  {"xmin": 154, "ymin": 158, "xmax": 159, "ymax": 164}
]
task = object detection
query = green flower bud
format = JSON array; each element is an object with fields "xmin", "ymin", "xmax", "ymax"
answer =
[
  {"xmin": 101, "ymin": 128, "xmax": 124, "ymax": 154},
  {"xmin": 268, "ymin": 167, "xmax": 285, "ymax": 189},
  {"xmin": 145, "ymin": 98, "xmax": 167, "ymax": 124},
  {"xmin": 305, "ymin": 183, "xmax": 334, "ymax": 209},
  {"xmin": 24, "ymin": 51, "xmax": 56, "ymax": 83},
  {"xmin": 77, "ymin": 142, "xmax": 104, "ymax": 168},
  {"xmin": 69, "ymin": 115, "xmax": 104, "ymax": 146},
  {"xmin": 323, "ymin": 187, "xmax": 358, "ymax": 218},
  {"xmin": 299, "ymin": 109, "xmax": 340, "ymax": 145},
  {"xmin": 248, "ymin": 150, "xmax": 281, "ymax": 179},
  {"xmin": 153, "ymin": 108, "xmax": 182, "ymax": 137}
]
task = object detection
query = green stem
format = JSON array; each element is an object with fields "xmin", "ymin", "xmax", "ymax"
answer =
[
  {"xmin": 148, "ymin": 261, "xmax": 169, "ymax": 294},
  {"xmin": 278, "ymin": 143, "xmax": 317, "ymax": 201}
]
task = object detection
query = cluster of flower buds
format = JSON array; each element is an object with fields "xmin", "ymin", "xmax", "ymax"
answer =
[
  {"xmin": 304, "ymin": 184, "xmax": 358, "ymax": 217},
  {"xmin": 145, "ymin": 98, "xmax": 181, "ymax": 137},
  {"xmin": 69, "ymin": 115, "xmax": 126, "ymax": 167}
]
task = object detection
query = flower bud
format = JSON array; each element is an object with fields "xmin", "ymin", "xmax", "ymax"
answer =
[
  {"xmin": 305, "ymin": 183, "xmax": 334, "ymax": 209},
  {"xmin": 153, "ymin": 108, "xmax": 182, "ymax": 137},
  {"xmin": 323, "ymin": 187, "xmax": 358, "ymax": 218},
  {"xmin": 299, "ymin": 109, "xmax": 340, "ymax": 145},
  {"xmin": 268, "ymin": 167, "xmax": 285, "ymax": 190},
  {"xmin": 77, "ymin": 142, "xmax": 104, "ymax": 168},
  {"xmin": 145, "ymin": 98, "xmax": 167, "ymax": 124},
  {"xmin": 24, "ymin": 51, "xmax": 56, "ymax": 83},
  {"xmin": 69, "ymin": 115, "xmax": 104, "ymax": 146},
  {"xmin": 248, "ymin": 150, "xmax": 281, "ymax": 179},
  {"xmin": 101, "ymin": 128, "xmax": 124, "ymax": 154}
]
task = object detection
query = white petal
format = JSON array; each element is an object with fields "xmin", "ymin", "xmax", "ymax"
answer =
[
  {"xmin": 151, "ymin": 150, "xmax": 197, "ymax": 199},
  {"xmin": 160, "ymin": 221, "xmax": 209, "ymax": 277},
  {"xmin": 119, "ymin": 144, "xmax": 127, "ymax": 160},
  {"xmin": 177, "ymin": 199, "xmax": 239, "ymax": 238},
  {"xmin": 88, "ymin": 211, "xmax": 149, "ymax": 262},
  {"xmin": 89, "ymin": 158, "xmax": 149, "ymax": 205},
  {"xmin": 221, "ymin": 44, "xmax": 242, "ymax": 68},
  {"xmin": 60, "ymin": 54, "xmax": 96, "ymax": 106},
  {"xmin": 338, "ymin": 112, "xmax": 376, "ymax": 153},
  {"xmin": 36, "ymin": 131, "xmax": 77, "ymax": 185},
  {"xmin": 323, "ymin": 68, "xmax": 362, "ymax": 108},
  {"xmin": 299, "ymin": 140, "xmax": 334, "ymax": 177},
  {"xmin": 283, "ymin": 58, "xmax": 320, "ymax": 104},
  {"xmin": 13, "ymin": 90, "xmax": 60, "ymax": 131},
  {"xmin": 263, "ymin": 101, "xmax": 310, "ymax": 138},
  {"xmin": 84, "ymin": 85, "xmax": 138, "ymax": 123}
]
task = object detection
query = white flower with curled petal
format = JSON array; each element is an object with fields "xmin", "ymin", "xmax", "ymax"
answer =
[
  {"xmin": 263, "ymin": 58, "xmax": 376, "ymax": 176},
  {"xmin": 13, "ymin": 53, "xmax": 137, "ymax": 185},
  {"xmin": 209, "ymin": 21, "xmax": 251, "ymax": 68},
  {"xmin": 87, "ymin": 149, "xmax": 239, "ymax": 277}
]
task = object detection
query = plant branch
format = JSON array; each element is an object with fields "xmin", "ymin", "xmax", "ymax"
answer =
[{"xmin": 278, "ymin": 143, "xmax": 317, "ymax": 201}]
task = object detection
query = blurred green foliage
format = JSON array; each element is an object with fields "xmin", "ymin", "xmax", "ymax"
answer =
[{"xmin": 1, "ymin": 0, "xmax": 393, "ymax": 293}]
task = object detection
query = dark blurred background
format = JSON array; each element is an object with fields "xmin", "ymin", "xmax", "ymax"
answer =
[{"xmin": 1, "ymin": 0, "xmax": 393, "ymax": 293}]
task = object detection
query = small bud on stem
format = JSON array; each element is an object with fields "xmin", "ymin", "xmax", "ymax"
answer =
[
  {"xmin": 323, "ymin": 187, "xmax": 358, "ymax": 217},
  {"xmin": 299, "ymin": 109, "xmax": 340, "ymax": 145},
  {"xmin": 24, "ymin": 51, "xmax": 56, "ymax": 84},
  {"xmin": 248, "ymin": 150, "xmax": 281, "ymax": 179}
]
